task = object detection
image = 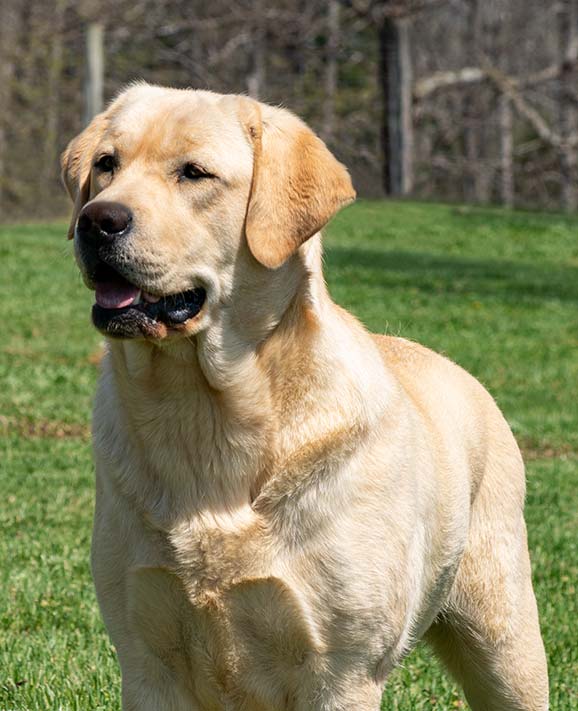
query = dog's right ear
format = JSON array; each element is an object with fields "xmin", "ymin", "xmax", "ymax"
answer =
[
  {"xmin": 236, "ymin": 97, "xmax": 355, "ymax": 270},
  {"xmin": 60, "ymin": 113, "xmax": 108, "ymax": 240}
]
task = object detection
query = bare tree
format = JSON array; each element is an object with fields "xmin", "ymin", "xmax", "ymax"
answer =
[
  {"xmin": 462, "ymin": 0, "xmax": 486, "ymax": 203},
  {"xmin": 43, "ymin": 0, "xmax": 67, "ymax": 203},
  {"xmin": 322, "ymin": 0, "xmax": 341, "ymax": 143},
  {"xmin": 378, "ymin": 12, "xmax": 413, "ymax": 195},
  {"xmin": 346, "ymin": 0, "xmax": 422, "ymax": 195},
  {"xmin": 247, "ymin": 1, "xmax": 267, "ymax": 99},
  {"xmin": 0, "ymin": 1, "xmax": 19, "ymax": 216},
  {"xmin": 2, "ymin": 0, "xmax": 578, "ymax": 218},
  {"xmin": 85, "ymin": 22, "xmax": 105, "ymax": 124},
  {"xmin": 414, "ymin": 1, "xmax": 578, "ymax": 209},
  {"xmin": 557, "ymin": 0, "xmax": 578, "ymax": 211},
  {"xmin": 499, "ymin": 94, "xmax": 514, "ymax": 207}
]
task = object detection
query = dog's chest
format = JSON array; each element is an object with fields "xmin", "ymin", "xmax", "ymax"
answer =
[
  {"xmin": 127, "ymin": 542, "xmax": 326, "ymax": 710},
  {"xmin": 124, "ymin": 511, "xmax": 397, "ymax": 710}
]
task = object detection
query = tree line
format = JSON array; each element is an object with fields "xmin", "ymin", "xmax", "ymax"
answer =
[{"xmin": 0, "ymin": 0, "xmax": 576, "ymax": 220}]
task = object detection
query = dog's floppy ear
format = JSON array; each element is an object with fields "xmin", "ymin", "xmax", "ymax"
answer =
[
  {"xmin": 60, "ymin": 113, "xmax": 108, "ymax": 240},
  {"xmin": 243, "ymin": 101, "xmax": 356, "ymax": 269}
]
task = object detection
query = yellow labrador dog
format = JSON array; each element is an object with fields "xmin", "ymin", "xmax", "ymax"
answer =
[{"xmin": 62, "ymin": 84, "xmax": 548, "ymax": 710}]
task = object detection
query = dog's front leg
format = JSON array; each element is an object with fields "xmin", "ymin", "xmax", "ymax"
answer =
[
  {"xmin": 307, "ymin": 684, "xmax": 384, "ymax": 711},
  {"xmin": 93, "ymin": 518, "xmax": 202, "ymax": 709},
  {"xmin": 120, "ymin": 658, "xmax": 198, "ymax": 711}
]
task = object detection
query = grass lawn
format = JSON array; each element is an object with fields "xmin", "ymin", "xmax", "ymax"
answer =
[{"xmin": 1, "ymin": 201, "xmax": 577, "ymax": 709}]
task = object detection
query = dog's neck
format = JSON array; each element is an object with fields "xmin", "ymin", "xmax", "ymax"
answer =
[{"xmin": 99, "ymin": 241, "xmax": 391, "ymax": 528}]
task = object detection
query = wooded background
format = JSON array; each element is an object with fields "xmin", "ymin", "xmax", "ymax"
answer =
[{"xmin": 0, "ymin": 0, "xmax": 577, "ymax": 220}]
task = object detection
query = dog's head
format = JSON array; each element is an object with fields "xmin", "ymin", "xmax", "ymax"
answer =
[{"xmin": 62, "ymin": 84, "xmax": 355, "ymax": 340}]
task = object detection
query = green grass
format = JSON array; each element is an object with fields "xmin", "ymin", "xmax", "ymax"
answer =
[{"xmin": 1, "ymin": 201, "xmax": 577, "ymax": 709}]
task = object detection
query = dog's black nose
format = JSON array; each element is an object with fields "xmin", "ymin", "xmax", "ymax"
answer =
[{"xmin": 77, "ymin": 201, "xmax": 132, "ymax": 243}]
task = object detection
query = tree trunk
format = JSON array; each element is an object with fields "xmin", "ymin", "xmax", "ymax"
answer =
[
  {"xmin": 378, "ymin": 15, "xmax": 414, "ymax": 196},
  {"xmin": 558, "ymin": 0, "xmax": 578, "ymax": 212},
  {"xmin": 499, "ymin": 94, "xmax": 514, "ymax": 208},
  {"xmin": 0, "ymin": 2, "xmax": 18, "ymax": 217},
  {"xmin": 463, "ymin": 0, "xmax": 485, "ymax": 203},
  {"xmin": 85, "ymin": 22, "xmax": 104, "ymax": 125},
  {"xmin": 247, "ymin": 4, "xmax": 266, "ymax": 100},
  {"xmin": 43, "ymin": 0, "xmax": 66, "ymax": 201},
  {"xmin": 322, "ymin": 0, "xmax": 340, "ymax": 143}
]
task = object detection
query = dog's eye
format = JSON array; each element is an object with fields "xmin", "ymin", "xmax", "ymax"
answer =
[
  {"xmin": 94, "ymin": 155, "xmax": 115, "ymax": 173},
  {"xmin": 182, "ymin": 163, "xmax": 212, "ymax": 181}
]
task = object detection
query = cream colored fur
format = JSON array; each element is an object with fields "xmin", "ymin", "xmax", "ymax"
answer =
[{"xmin": 62, "ymin": 84, "xmax": 549, "ymax": 710}]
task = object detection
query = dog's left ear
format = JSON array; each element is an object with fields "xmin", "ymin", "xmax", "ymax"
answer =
[
  {"xmin": 240, "ymin": 99, "xmax": 356, "ymax": 269},
  {"xmin": 60, "ymin": 112, "xmax": 108, "ymax": 240}
]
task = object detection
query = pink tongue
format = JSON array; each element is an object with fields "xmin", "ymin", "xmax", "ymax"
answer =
[{"xmin": 95, "ymin": 281, "xmax": 140, "ymax": 309}]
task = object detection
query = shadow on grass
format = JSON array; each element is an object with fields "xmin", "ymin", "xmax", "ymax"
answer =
[{"xmin": 325, "ymin": 247, "xmax": 578, "ymax": 303}]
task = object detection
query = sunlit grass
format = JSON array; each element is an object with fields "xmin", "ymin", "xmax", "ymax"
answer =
[{"xmin": 0, "ymin": 201, "xmax": 576, "ymax": 709}]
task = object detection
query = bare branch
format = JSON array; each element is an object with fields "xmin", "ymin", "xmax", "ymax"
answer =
[
  {"xmin": 415, "ymin": 39, "xmax": 578, "ymax": 101},
  {"xmin": 484, "ymin": 65, "xmax": 578, "ymax": 149},
  {"xmin": 414, "ymin": 67, "xmax": 486, "ymax": 99}
]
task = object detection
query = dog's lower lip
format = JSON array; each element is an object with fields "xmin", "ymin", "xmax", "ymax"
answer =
[
  {"xmin": 92, "ymin": 287, "xmax": 207, "ymax": 338},
  {"xmin": 89, "ymin": 263, "xmax": 207, "ymax": 336},
  {"xmin": 94, "ymin": 288, "xmax": 207, "ymax": 320}
]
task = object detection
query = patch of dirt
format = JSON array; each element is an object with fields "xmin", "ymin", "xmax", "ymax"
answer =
[
  {"xmin": 1, "ymin": 414, "xmax": 574, "ymax": 459},
  {"xmin": 517, "ymin": 435, "xmax": 577, "ymax": 461},
  {"xmin": 0, "ymin": 415, "xmax": 90, "ymax": 440},
  {"xmin": 87, "ymin": 345, "xmax": 105, "ymax": 365},
  {"xmin": 2, "ymin": 343, "xmax": 104, "ymax": 366}
]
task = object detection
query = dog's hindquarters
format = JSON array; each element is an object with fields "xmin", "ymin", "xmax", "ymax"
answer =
[
  {"xmin": 425, "ymin": 415, "xmax": 549, "ymax": 711},
  {"xmin": 375, "ymin": 336, "xmax": 548, "ymax": 710}
]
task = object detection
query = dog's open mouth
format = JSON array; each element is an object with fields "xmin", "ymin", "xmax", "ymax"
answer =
[{"xmin": 91, "ymin": 262, "xmax": 206, "ymax": 339}]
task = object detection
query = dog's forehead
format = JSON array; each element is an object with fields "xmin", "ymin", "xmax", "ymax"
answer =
[{"xmin": 104, "ymin": 86, "xmax": 252, "ymax": 171}]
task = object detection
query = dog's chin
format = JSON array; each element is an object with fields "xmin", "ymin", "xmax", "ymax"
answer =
[
  {"xmin": 87, "ymin": 262, "xmax": 207, "ymax": 340},
  {"xmin": 91, "ymin": 298, "xmax": 206, "ymax": 340}
]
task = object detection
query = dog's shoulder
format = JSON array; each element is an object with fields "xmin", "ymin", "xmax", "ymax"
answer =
[{"xmin": 372, "ymin": 334, "xmax": 486, "ymax": 404}]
